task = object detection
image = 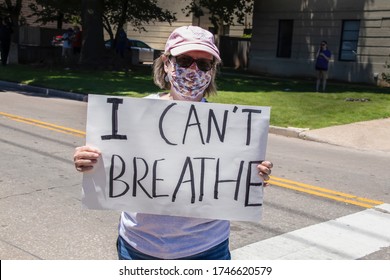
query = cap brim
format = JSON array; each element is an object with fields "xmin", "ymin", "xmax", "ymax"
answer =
[{"xmin": 170, "ymin": 44, "xmax": 221, "ymax": 61}]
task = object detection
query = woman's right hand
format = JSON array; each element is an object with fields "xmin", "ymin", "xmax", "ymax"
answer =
[{"xmin": 73, "ymin": 146, "xmax": 101, "ymax": 172}]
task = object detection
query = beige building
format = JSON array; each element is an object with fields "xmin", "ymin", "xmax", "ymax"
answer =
[
  {"xmin": 249, "ymin": 0, "xmax": 390, "ymax": 84},
  {"xmin": 15, "ymin": 0, "xmax": 390, "ymax": 85}
]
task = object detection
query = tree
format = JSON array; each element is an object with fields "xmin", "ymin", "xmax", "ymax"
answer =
[
  {"xmin": 28, "ymin": 0, "xmax": 81, "ymax": 29},
  {"xmin": 103, "ymin": 0, "xmax": 176, "ymax": 42},
  {"xmin": 29, "ymin": 0, "xmax": 176, "ymax": 41},
  {"xmin": 0, "ymin": 0, "xmax": 23, "ymax": 43},
  {"xmin": 84, "ymin": 0, "xmax": 176, "ymax": 66},
  {"xmin": 0, "ymin": 0, "xmax": 22, "ymax": 24},
  {"xmin": 182, "ymin": 0, "xmax": 254, "ymax": 36},
  {"xmin": 81, "ymin": 0, "xmax": 105, "ymax": 66},
  {"xmin": 27, "ymin": 0, "xmax": 176, "ymax": 66}
]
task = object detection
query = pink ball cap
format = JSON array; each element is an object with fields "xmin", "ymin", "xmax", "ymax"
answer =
[{"xmin": 165, "ymin": 26, "xmax": 221, "ymax": 61}]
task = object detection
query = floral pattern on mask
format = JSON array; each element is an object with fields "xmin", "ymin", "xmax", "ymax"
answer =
[{"xmin": 168, "ymin": 61, "xmax": 212, "ymax": 101}]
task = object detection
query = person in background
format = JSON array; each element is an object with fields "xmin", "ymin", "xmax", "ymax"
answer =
[
  {"xmin": 72, "ymin": 26, "xmax": 82, "ymax": 56},
  {"xmin": 73, "ymin": 25, "xmax": 273, "ymax": 260},
  {"xmin": 62, "ymin": 28, "xmax": 74, "ymax": 61},
  {"xmin": 115, "ymin": 28, "xmax": 128, "ymax": 58},
  {"xmin": 315, "ymin": 40, "xmax": 332, "ymax": 92}
]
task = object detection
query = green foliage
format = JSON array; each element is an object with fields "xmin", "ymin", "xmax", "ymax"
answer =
[
  {"xmin": 25, "ymin": 0, "xmax": 177, "ymax": 65},
  {"xmin": 0, "ymin": 64, "xmax": 158, "ymax": 96},
  {"xmin": 103, "ymin": 0, "xmax": 176, "ymax": 41},
  {"xmin": 28, "ymin": 0, "xmax": 81, "ymax": 28},
  {"xmin": 0, "ymin": 0, "xmax": 23, "ymax": 25},
  {"xmin": 26, "ymin": 0, "xmax": 176, "ymax": 39},
  {"xmin": 182, "ymin": 0, "xmax": 254, "ymax": 34},
  {"xmin": 1, "ymin": 65, "xmax": 389, "ymax": 129},
  {"xmin": 209, "ymin": 74, "xmax": 390, "ymax": 129}
]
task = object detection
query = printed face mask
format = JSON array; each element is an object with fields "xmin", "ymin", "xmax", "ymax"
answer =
[{"xmin": 167, "ymin": 61, "xmax": 212, "ymax": 101}]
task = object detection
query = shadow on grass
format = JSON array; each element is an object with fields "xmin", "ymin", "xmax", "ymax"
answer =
[
  {"xmin": 217, "ymin": 68, "xmax": 390, "ymax": 94},
  {"xmin": 1, "ymin": 64, "xmax": 389, "ymax": 96},
  {"xmin": 0, "ymin": 64, "xmax": 159, "ymax": 96}
]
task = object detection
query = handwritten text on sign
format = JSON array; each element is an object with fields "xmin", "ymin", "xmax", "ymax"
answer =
[{"xmin": 82, "ymin": 95, "xmax": 270, "ymax": 222}]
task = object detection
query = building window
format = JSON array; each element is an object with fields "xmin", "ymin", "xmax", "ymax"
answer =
[
  {"xmin": 339, "ymin": 20, "xmax": 360, "ymax": 61},
  {"xmin": 277, "ymin": 20, "xmax": 294, "ymax": 58}
]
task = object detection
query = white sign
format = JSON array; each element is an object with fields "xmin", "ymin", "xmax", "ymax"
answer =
[{"xmin": 82, "ymin": 94, "xmax": 270, "ymax": 222}]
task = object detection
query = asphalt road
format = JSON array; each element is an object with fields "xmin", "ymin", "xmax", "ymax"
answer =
[{"xmin": 0, "ymin": 89, "xmax": 389, "ymax": 260}]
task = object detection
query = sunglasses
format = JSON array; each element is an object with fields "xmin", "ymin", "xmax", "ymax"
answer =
[{"xmin": 171, "ymin": 55, "xmax": 214, "ymax": 72}]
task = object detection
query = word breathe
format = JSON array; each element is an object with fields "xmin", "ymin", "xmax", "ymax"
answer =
[{"xmin": 109, "ymin": 154, "xmax": 262, "ymax": 206}]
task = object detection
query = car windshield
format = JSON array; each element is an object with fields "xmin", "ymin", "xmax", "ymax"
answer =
[{"xmin": 131, "ymin": 40, "xmax": 151, "ymax": 49}]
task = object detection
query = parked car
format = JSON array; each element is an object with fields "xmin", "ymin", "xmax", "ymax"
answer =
[
  {"xmin": 105, "ymin": 38, "xmax": 159, "ymax": 63},
  {"xmin": 51, "ymin": 35, "xmax": 64, "ymax": 47}
]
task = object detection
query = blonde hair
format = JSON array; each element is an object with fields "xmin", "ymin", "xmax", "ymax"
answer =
[{"xmin": 152, "ymin": 53, "xmax": 220, "ymax": 97}]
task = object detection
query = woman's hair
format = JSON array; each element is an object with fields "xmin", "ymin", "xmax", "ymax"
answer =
[{"xmin": 152, "ymin": 52, "xmax": 220, "ymax": 97}]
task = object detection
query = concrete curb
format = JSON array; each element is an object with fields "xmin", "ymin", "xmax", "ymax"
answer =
[
  {"xmin": 298, "ymin": 132, "xmax": 327, "ymax": 143},
  {"xmin": 269, "ymin": 126, "xmax": 309, "ymax": 138},
  {"xmin": 0, "ymin": 80, "xmax": 88, "ymax": 102}
]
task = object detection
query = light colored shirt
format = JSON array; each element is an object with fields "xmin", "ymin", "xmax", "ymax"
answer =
[
  {"xmin": 62, "ymin": 32, "xmax": 72, "ymax": 49},
  {"xmin": 118, "ymin": 93, "xmax": 230, "ymax": 259}
]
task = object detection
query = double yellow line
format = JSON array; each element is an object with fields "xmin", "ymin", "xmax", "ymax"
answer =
[
  {"xmin": 269, "ymin": 176, "xmax": 384, "ymax": 208},
  {"xmin": 0, "ymin": 112, "xmax": 86, "ymax": 138},
  {"xmin": 1, "ymin": 111, "xmax": 384, "ymax": 209}
]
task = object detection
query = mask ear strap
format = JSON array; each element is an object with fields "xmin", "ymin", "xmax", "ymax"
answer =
[
  {"xmin": 162, "ymin": 53, "xmax": 171, "ymax": 71},
  {"xmin": 163, "ymin": 60, "xmax": 170, "ymax": 73}
]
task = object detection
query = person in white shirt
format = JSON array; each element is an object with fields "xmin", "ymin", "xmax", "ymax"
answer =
[
  {"xmin": 62, "ymin": 28, "xmax": 74, "ymax": 59},
  {"xmin": 73, "ymin": 25, "xmax": 273, "ymax": 260}
]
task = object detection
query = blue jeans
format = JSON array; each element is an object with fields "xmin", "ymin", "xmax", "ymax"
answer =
[{"xmin": 117, "ymin": 236, "xmax": 231, "ymax": 260}]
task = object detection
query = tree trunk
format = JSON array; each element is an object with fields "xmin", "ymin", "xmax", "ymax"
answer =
[
  {"xmin": 56, "ymin": 12, "xmax": 64, "ymax": 29},
  {"xmin": 4, "ymin": 0, "xmax": 22, "ymax": 44},
  {"xmin": 214, "ymin": 18, "xmax": 225, "ymax": 48},
  {"xmin": 80, "ymin": 0, "xmax": 105, "ymax": 67},
  {"xmin": 117, "ymin": 0, "xmax": 129, "ymax": 33}
]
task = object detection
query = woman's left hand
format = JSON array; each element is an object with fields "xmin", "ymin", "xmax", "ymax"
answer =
[{"xmin": 257, "ymin": 161, "xmax": 273, "ymax": 187}]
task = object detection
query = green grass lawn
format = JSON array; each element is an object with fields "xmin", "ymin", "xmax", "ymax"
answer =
[{"xmin": 1, "ymin": 64, "xmax": 389, "ymax": 129}]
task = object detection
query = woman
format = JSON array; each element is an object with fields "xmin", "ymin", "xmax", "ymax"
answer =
[
  {"xmin": 315, "ymin": 40, "xmax": 332, "ymax": 92},
  {"xmin": 74, "ymin": 26, "xmax": 273, "ymax": 260}
]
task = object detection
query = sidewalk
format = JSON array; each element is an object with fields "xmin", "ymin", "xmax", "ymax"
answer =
[
  {"xmin": 270, "ymin": 118, "xmax": 390, "ymax": 153},
  {"xmin": 299, "ymin": 118, "xmax": 390, "ymax": 153},
  {"xmin": 1, "ymin": 80, "xmax": 389, "ymax": 153}
]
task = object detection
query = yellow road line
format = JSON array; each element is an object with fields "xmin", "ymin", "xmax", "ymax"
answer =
[
  {"xmin": 269, "ymin": 176, "xmax": 384, "ymax": 208},
  {"xmin": 1, "ymin": 111, "xmax": 384, "ymax": 209},
  {"xmin": 0, "ymin": 112, "xmax": 86, "ymax": 137}
]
